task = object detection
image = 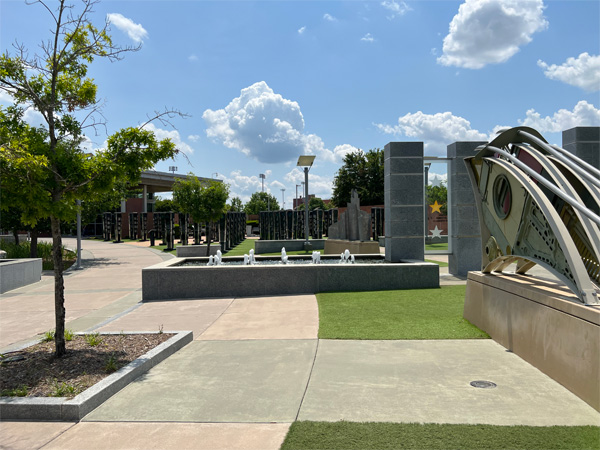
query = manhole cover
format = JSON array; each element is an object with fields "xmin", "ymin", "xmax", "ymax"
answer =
[{"xmin": 470, "ymin": 380, "xmax": 497, "ymax": 389}]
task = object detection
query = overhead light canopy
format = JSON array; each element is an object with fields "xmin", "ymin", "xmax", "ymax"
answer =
[{"xmin": 297, "ymin": 155, "xmax": 316, "ymax": 167}]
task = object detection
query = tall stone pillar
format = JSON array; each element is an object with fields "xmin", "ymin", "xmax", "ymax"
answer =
[
  {"xmin": 384, "ymin": 142, "xmax": 424, "ymax": 262},
  {"xmin": 447, "ymin": 141, "xmax": 486, "ymax": 276},
  {"xmin": 562, "ymin": 127, "xmax": 599, "ymax": 170}
]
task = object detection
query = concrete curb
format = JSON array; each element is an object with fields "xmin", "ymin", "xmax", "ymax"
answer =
[{"xmin": 0, "ymin": 330, "xmax": 193, "ymax": 421}]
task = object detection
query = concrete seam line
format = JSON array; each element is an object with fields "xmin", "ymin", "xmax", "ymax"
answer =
[
  {"xmin": 42, "ymin": 422, "xmax": 78, "ymax": 447},
  {"xmin": 197, "ymin": 298, "xmax": 236, "ymax": 338},
  {"xmin": 85, "ymin": 301, "xmax": 144, "ymax": 332},
  {"xmin": 295, "ymin": 338, "xmax": 320, "ymax": 422}
]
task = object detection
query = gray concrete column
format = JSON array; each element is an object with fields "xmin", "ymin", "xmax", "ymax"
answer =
[
  {"xmin": 384, "ymin": 142, "xmax": 424, "ymax": 262},
  {"xmin": 143, "ymin": 185, "xmax": 148, "ymax": 213},
  {"xmin": 447, "ymin": 141, "xmax": 486, "ymax": 276},
  {"xmin": 562, "ymin": 127, "xmax": 599, "ymax": 170}
]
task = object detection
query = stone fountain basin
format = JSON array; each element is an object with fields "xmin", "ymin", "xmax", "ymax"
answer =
[{"xmin": 142, "ymin": 255, "xmax": 439, "ymax": 300}]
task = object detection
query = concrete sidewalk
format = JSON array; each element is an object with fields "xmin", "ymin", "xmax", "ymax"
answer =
[{"xmin": 1, "ymin": 239, "xmax": 598, "ymax": 450}]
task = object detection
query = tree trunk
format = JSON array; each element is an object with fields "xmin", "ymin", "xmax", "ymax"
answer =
[
  {"xmin": 30, "ymin": 230, "xmax": 38, "ymax": 258},
  {"xmin": 206, "ymin": 222, "xmax": 211, "ymax": 254},
  {"xmin": 50, "ymin": 215, "xmax": 66, "ymax": 357},
  {"xmin": 12, "ymin": 229, "xmax": 19, "ymax": 246}
]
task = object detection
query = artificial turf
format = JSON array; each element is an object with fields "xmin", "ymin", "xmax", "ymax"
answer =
[
  {"xmin": 280, "ymin": 422, "xmax": 600, "ymax": 450},
  {"xmin": 316, "ymin": 285, "xmax": 489, "ymax": 340}
]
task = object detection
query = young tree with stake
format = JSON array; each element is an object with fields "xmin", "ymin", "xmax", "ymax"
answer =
[{"xmin": 0, "ymin": 0, "xmax": 184, "ymax": 357}]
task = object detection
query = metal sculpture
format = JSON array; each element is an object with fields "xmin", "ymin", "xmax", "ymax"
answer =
[{"xmin": 465, "ymin": 126, "xmax": 600, "ymax": 305}]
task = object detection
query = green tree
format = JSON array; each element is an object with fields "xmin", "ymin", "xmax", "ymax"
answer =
[
  {"xmin": 228, "ymin": 196, "xmax": 243, "ymax": 212},
  {"xmin": 297, "ymin": 197, "xmax": 329, "ymax": 211},
  {"xmin": 243, "ymin": 192, "xmax": 280, "ymax": 215},
  {"xmin": 0, "ymin": 1, "xmax": 181, "ymax": 357},
  {"xmin": 154, "ymin": 197, "xmax": 178, "ymax": 212},
  {"xmin": 173, "ymin": 175, "xmax": 230, "ymax": 253},
  {"xmin": 331, "ymin": 149, "xmax": 384, "ymax": 207}
]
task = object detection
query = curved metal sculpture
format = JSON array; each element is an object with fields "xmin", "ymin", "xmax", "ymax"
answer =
[{"xmin": 465, "ymin": 126, "xmax": 600, "ymax": 305}]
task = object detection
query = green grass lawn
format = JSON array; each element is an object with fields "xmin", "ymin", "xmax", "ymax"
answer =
[
  {"xmin": 425, "ymin": 242, "xmax": 449, "ymax": 251},
  {"xmin": 425, "ymin": 258, "xmax": 448, "ymax": 267},
  {"xmin": 317, "ymin": 285, "xmax": 488, "ymax": 340},
  {"xmin": 223, "ymin": 239, "xmax": 256, "ymax": 256},
  {"xmin": 281, "ymin": 422, "xmax": 600, "ymax": 450}
]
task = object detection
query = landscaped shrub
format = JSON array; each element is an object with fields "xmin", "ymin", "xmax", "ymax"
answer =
[{"xmin": 0, "ymin": 241, "xmax": 75, "ymax": 270}]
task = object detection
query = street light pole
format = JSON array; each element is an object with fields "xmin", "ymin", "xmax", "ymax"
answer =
[
  {"xmin": 297, "ymin": 155, "xmax": 315, "ymax": 250},
  {"xmin": 259, "ymin": 173, "xmax": 265, "ymax": 192}
]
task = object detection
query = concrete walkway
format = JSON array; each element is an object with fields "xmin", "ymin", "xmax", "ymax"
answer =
[{"xmin": 1, "ymin": 239, "xmax": 598, "ymax": 450}]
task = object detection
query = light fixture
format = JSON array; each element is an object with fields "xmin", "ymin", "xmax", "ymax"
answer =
[{"xmin": 297, "ymin": 155, "xmax": 316, "ymax": 249}]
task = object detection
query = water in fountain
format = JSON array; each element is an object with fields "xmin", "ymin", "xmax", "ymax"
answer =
[
  {"xmin": 207, "ymin": 255, "xmax": 215, "ymax": 266},
  {"xmin": 249, "ymin": 249, "xmax": 256, "ymax": 265},
  {"xmin": 281, "ymin": 247, "xmax": 289, "ymax": 265}
]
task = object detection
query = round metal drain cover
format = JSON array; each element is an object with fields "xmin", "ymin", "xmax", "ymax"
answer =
[{"xmin": 470, "ymin": 380, "xmax": 497, "ymax": 389}]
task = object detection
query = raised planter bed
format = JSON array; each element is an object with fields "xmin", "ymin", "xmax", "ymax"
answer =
[
  {"xmin": 0, "ymin": 258, "xmax": 42, "ymax": 294},
  {"xmin": 0, "ymin": 331, "xmax": 193, "ymax": 421}
]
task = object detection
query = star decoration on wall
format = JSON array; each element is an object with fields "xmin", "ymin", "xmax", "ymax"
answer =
[
  {"xmin": 429, "ymin": 226, "xmax": 443, "ymax": 238},
  {"xmin": 429, "ymin": 201, "xmax": 443, "ymax": 214}
]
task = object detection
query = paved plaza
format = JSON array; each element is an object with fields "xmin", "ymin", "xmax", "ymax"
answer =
[{"xmin": 1, "ymin": 238, "xmax": 598, "ymax": 449}]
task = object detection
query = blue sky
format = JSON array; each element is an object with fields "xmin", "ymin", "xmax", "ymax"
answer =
[{"xmin": 1, "ymin": 0, "xmax": 599, "ymax": 205}]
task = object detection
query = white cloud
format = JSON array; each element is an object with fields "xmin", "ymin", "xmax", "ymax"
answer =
[
  {"xmin": 538, "ymin": 53, "xmax": 600, "ymax": 92},
  {"xmin": 519, "ymin": 101, "xmax": 600, "ymax": 133},
  {"xmin": 144, "ymin": 123, "xmax": 194, "ymax": 154},
  {"xmin": 188, "ymin": 134, "xmax": 201, "ymax": 142},
  {"xmin": 284, "ymin": 168, "xmax": 334, "ymax": 199},
  {"xmin": 213, "ymin": 169, "xmax": 283, "ymax": 203},
  {"xmin": 0, "ymin": 90, "xmax": 15, "ymax": 104},
  {"xmin": 202, "ymin": 81, "xmax": 354, "ymax": 164},
  {"xmin": 188, "ymin": 54, "xmax": 199, "ymax": 62},
  {"xmin": 298, "ymin": 26, "xmax": 306, "ymax": 35},
  {"xmin": 23, "ymin": 107, "xmax": 46, "ymax": 127},
  {"xmin": 270, "ymin": 180, "xmax": 285, "ymax": 190},
  {"xmin": 375, "ymin": 111, "xmax": 488, "ymax": 155},
  {"xmin": 361, "ymin": 33, "xmax": 375, "ymax": 43},
  {"xmin": 437, "ymin": 0, "xmax": 547, "ymax": 69},
  {"xmin": 381, "ymin": 1, "xmax": 411, "ymax": 19},
  {"xmin": 323, "ymin": 13, "xmax": 337, "ymax": 22},
  {"xmin": 428, "ymin": 172, "xmax": 448, "ymax": 187},
  {"xmin": 107, "ymin": 13, "xmax": 148, "ymax": 43}
]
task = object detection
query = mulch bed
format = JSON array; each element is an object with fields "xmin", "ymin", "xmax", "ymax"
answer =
[{"xmin": 0, "ymin": 333, "xmax": 174, "ymax": 398}]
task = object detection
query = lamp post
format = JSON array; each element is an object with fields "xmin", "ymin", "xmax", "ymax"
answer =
[
  {"xmin": 297, "ymin": 155, "xmax": 316, "ymax": 250},
  {"xmin": 259, "ymin": 173, "xmax": 265, "ymax": 192},
  {"xmin": 281, "ymin": 188, "xmax": 286, "ymax": 210},
  {"xmin": 295, "ymin": 184, "xmax": 301, "ymax": 209}
]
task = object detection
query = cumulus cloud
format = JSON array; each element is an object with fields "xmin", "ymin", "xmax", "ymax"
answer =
[
  {"xmin": 298, "ymin": 26, "xmax": 306, "ymax": 35},
  {"xmin": 323, "ymin": 13, "xmax": 337, "ymax": 22},
  {"xmin": 188, "ymin": 134, "xmax": 201, "ymax": 142},
  {"xmin": 361, "ymin": 33, "xmax": 375, "ymax": 43},
  {"xmin": 212, "ymin": 169, "xmax": 277, "ymax": 202},
  {"xmin": 381, "ymin": 1, "xmax": 411, "ymax": 19},
  {"xmin": 284, "ymin": 168, "xmax": 334, "ymax": 199},
  {"xmin": 144, "ymin": 123, "xmax": 194, "ymax": 154},
  {"xmin": 107, "ymin": 13, "xmax": 148, "ymax": 43},
  {"xmin": 23, "ymin": 107, "xmax": 46, "ymax": 128},
  {"xmin": 0, "ymin": 90, "xmax": 14, "ymax": 104},
  {"xmin": 202, "ymin": 81, "xmax": 355, "ymax": 164},
  {"xmin": 519, "ymin": 100, "xmax": 600, "ymax": 133},
  {"xmin": 437, "ymin": 0, "xmax": 547, "ymax": 69},
  {"xmin": 375, "ymin": 111, "xmax": 488, "ymax": 155},
  {"xmin": 538, "ymin": 53, "xmax": 600, "ymax": 92}
]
